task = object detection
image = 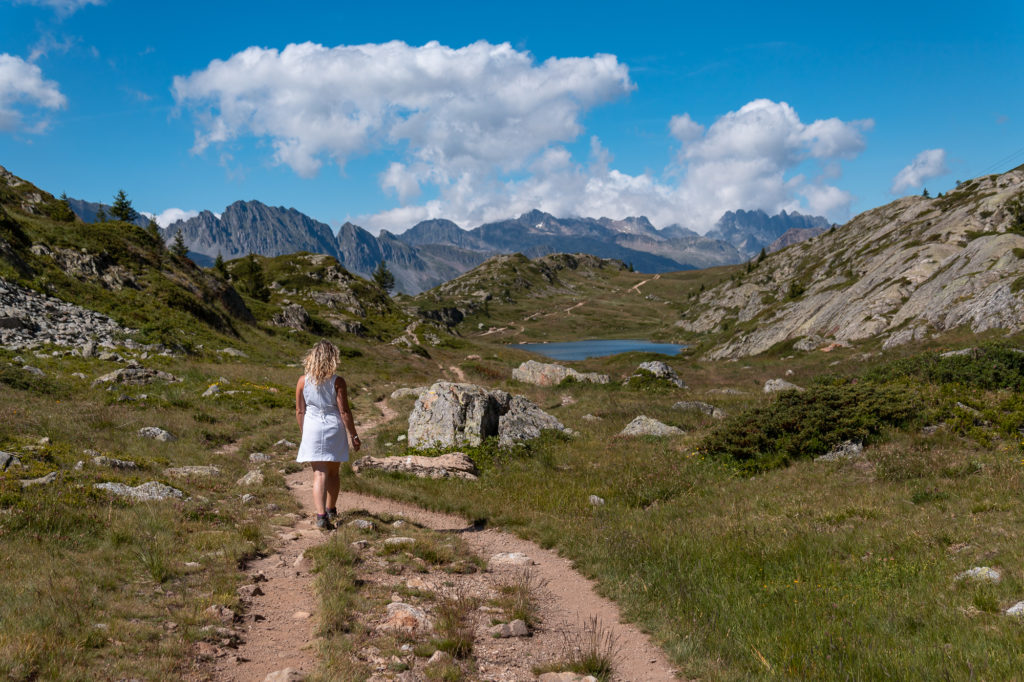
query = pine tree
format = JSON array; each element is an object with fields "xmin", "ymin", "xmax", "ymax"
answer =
[
  {"xmin": 170, "ymin": 230, "xmax": 188, "ymax": 257},
  {"xmin": 146, "ymin": 217, "xmax": 162, "ymax": 245},
  {"xmin": 922, "ymin": 188, "xmax": 930, "ymax": 198},
  {"xmin": 238, "ymin": 254, "xmax": 270, "ymax": 301},
  {"xmin": 110, "ymin": 189, "xmax": 137, "ymax": 222},
  {"xmin": 51, "ymin": 192, "xmax": 75, "ymax": 222},
  {"xmin": 372, "ymin": 260, "xmax": 395, "ymax": 293},
  {"xmin": 214, "ymin": 252, "xmax": 229, "ymax": 278},
  {"xmin": 757, "ymin": 247, "xmax": 767, "ymax": 264},
  {"xmin": 95, "ymin": 206, "xmax": 107, "ymax": 222}
]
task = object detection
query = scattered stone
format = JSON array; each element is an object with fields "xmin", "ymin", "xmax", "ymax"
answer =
[
  {"xmin": 92, "ymin": 455, "xmax": 138, "ymax": 470},
  {"xmin": 94, "ymin": 481, "xmax": 184, "ymax": 501},
  {"xmin": 237, "ymin": 470, "xmax": 265, "ymax": 487},
  {"xmin": 940, "ymin": 347, "xmax": 978, "ymax": 358},
  {"xmin": 20, "ymin": 471, "xmax": 57, "ymax": 487},
  {"xmin": 273, "ymin": 439, "xmax": 297, "ymax": 449},
  {"xmin": 390, "ymin": 386, "xmax": 428, "ymax": 400},
  {"xmin": 379, "ymin": 602, "xmax": 432, "ymax": 633},
  {"xmin": 166, "ymin": 465, "xmax": 220, "ymax": 478},
  {"xmin": 581, "ymin": 414, "xmax": 602, "ymax": 422},
  {"xmin": 92, "ymin": 367, "xmax": 180, "ymax": 387},
  {"xmin": 764, "ymin": 378, "xmax": 804, "ymax": 393},
  {"xmin": 560, "ymin": 394, "xmax": 577, "ymax": 406},
  {"xmin": 138, "ymin": 426, "xmax": 175, "ymax": 442},
  {"xmin": 815, "ymin": 441, "xmax": 865, "ymax": 462},
  {"xmin": 708, "ymin": 387, "xmax": 745, "ymax": 395},
  {"xmin": 956, "ymin": 567, "xmax": 1002, "ymax": 584},
  {"xmin": 488, "ymin": 552, "xmax": 535, "ymax": 570},
  {"xmin": 271, "ymin": 304, "xmax": 312, "ymax": 331},
  {"xmin": 352, "ymin": 452, "xmax": 479, "ymax": 480},
  {"xmin": 0, "ymin": 451, "xmax": 23, "ymax": 471},
  {"xmin": 489, "ymin": 619, "xmax": 530, "ymax": 638},
  {"xmin": 396, "ymin": 434, "xmax": 406, "ymax": 442},
  {"xmin": 237, "ymin": 584, "xmax": 264, "ymax": 599},
  {"xmin": 21, "ymin": 365, "xmax": 44, "ymax": 376},
  {"xmin": 512, "ymin": 360, "xmax": 609, "ymax": 386},
  {"xmin": 427, "ymin": 650, "xmax": 451, "ymax": 666},
  {"xmin": 264, "ymin": 668, "xmax": 306, "ymax": 682},
  {"xmin": 241, "ymin": 493, "xmax": 256, "ymax": 504},
  {"xmin": 392, "ymin": 520, "xmax": 406, "ymax": 528},
  {"xmin": 74, "ymin": 460, "xmax": 84, "ymax": 470},
  {"xmin": 785, "ymin": 369, "xmax": 794, "ymax": 376},
  {"xmin": 589, "ymin": 495, "xmax": 605, "ymax": 506},
  {"xmin": 71, "ymin": 372, "xmax": 87, "ymax": 379},
  {"xmin": 626, "ymin": 361, "xmax": 686, "ymax": 388},
  {"xmin": 407, "ymin": 381, "xmax": 567, "ymax": 449},
  {"xmin": 98, "ymin": 351, "xmax": 123, "ymax": 362},
  {"xmin": 217, "ymin": 347, "xmax": 248, "ymax": 358},
  {"xmin": 205, "ymin": 604, "xmax": 236, "ymax": 624},
  {"xmin": 921, "ymin": 424, "xmax": 944, "ymax": 435},
  {"xmin": 672, "ymin": 401, "xmax": 727, "ymax": 419},
  {"xmin": 348, "ymin": 519, "xmax": 374, "ymax": 530},
  {"xmin": 538, "ymin": 673, "xmax": 599, "ymax": 682},
  {"xmin": 1006, "ymin": 601, "xmax": 1024, "ymax": 617},
  {"xmin": 350, "ymin": 540, "xmax": 370, "ymax": 552},
  {"xmin": 291, "ymin": 611, "xmax": 311, "ymax": 620},
  {"xmin": 248, "ymin": 452, "xmax": 271, "ymax": 463},
  {"xmin": 384, "ymin": 537, "xmax": 415, "ymax": 547},
  {"xmin": 81, "ymin": 339, "xmax": 97, "ymax": 358},
  {"xmin": 619, "ymin": 416, "xmax": 684, "ymax": 437},
  {"xmin": 201, "ymin": 384, "xmax": 221, "ymax": 397},
  {"xmin": 293, "ymin": 553, "xmax": 311, "ymax": 571}
]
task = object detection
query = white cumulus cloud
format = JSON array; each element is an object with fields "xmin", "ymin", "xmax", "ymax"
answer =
[
  {"xmin": 173, "ymin": 40, "xmax": 634, "ymax": 182},
  {"xmin": 0, "ymin": 53, "xmax": 66, "ymax": 132},
  {"xmin": 150, "ymin": 208, "xmax": 199, "ymax": 228},
  {"xmin": 891, "ymin": 148, "xmax": 948, "ymax": 193}
]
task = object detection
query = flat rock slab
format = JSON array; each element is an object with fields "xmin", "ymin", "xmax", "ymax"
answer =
[
  {"xmin": 512, "ymin": 360, "xmax": 609, "ymax": 386},
  {"xmin": 672, "ymin": 400, "xmax": 727, "ymax": 419},
  {"xmin": 956, "ymin": 566, "xmax": 1002, "ymax": 583},
  {"xmin": 619, "ymin": 415, "xmax": 685, "ymax": 437},
  {"xmin": 352, "ymin": 452, "xmax": 479, "ymax": 480},
  {"xmin": 94, "ymin": 481, "xmax": 183, "ymax": 501},
  {"xmin": 764, "ymin": 378, "xmax": 804, "ymax": 393},
  {"xmin": 489, "ymin": 619, "xmax": 529, "ymax": 638},
  {"xmin": 92, "ymin": 455, "xmax": 138, "ymax": 470},
  {"xmin": 166, "ymin": 465, "xmax": 220, "ymax": 478},
  {"xmin": 488, "ymin": 552, "xmax": 535, "ymax": 570},
  {"xmin": 20, "ymin": 471, "xmax": 57, "ymax": 487},
  {"xmin": 264, "ymin": 668, "xmax": 306, "ymax": 682},
  {"xmin": 138, "ymin": 427, "xmax": 175, "ymax": 442},
  {"xmin": 378, "ymin": 602, "xmax": 432, "ymax": 634},
  {"xmin": 92, "ymin": 367, "xmax": 180, "ymax": 387},
  {"xmin": 237, "ymin": 470, "xmax": 265, "ymax": 486}
]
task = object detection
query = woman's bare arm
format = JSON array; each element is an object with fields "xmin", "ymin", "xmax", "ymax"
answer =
[
  {"xmin": 295, "ymin": 376, "xmax": 306, "ymax": 431},
  {"xmin": 335, "ymin": 376, "xmax": 360, "ymax": 451}
]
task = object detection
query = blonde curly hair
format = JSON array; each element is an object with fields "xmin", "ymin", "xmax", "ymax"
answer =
[{"xmin": 303, "ymin": 339, "xmax": 339, "ymax": 385}]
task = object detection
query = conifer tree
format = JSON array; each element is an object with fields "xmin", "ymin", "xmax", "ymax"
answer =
[
  {"xmin": 110, "ymin": 189, "xmax": 137, "ymax": 222},
  {"xmin": 95, "ymin": 206, "xmax": 107, "ymax": 222},
  {"xmin": 238, "ymin": 254, "xmax": 270, "ymax": 301},
  {"xmin": 372, "ymin": 260, "xmax": 395, "ymax": 293},
  {"xmin": 52, "ymin": 192, "xmax": 75, "ymax": 222},
  {"xmin": 757, "ymin": 247, "xmax": 767, "ymax": 264},
  {"xmin": 214, "ymin": 252, "xmax": 229, "ymax": 278},
  {"xmin": 170, "ymin": 230, "xmax": 188, "ymax": 257},
  {"xmin": 922, "ymin": 188, "xmax": 930, "ymax": 198},
  {"xmin": 146, "ymin": 217, "xmax": 162, "ymax": 245}
]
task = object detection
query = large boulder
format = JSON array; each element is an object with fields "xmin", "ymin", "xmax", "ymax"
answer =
[
  {"xmin": 619, "ymin": 415, "xmax": 685, "ymax": 437},
  {"xmin": 271, "ymin": 304, "xmax": 312, "ymax": 331},
  {"xmin": 94, "ymin": 481, "xmax": 183, "ymax": 501},
  {"xmin": 512, "ymin": 360, "xmax": 609, "ymax": 386},
  {"xmin": 352, "ymin": 452, "xmax": 479, "ymax": 480},
  {"xmin": 672, "ymin": 400, "xmax": 727, "ymax": 419},
  {"xmin": 407, "ymin": 381, "xmax": 566, "ymax": 449},
  {"xmin": 626, "ymin": 361, "xmax": 686, "ymax": 388},
  {"xmin": 764, "ymin": 378, "xmax": 804, "ymax": 393}
]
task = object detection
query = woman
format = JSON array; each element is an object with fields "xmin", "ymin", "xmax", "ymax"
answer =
[{"xmin": 295, "ymin": 339, "xmax": 360, "ymax": 530}]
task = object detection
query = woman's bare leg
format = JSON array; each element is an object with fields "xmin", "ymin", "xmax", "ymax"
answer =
[
  {"xmin": 325, "ymin": 462, "xmax": 341, "ymax": 512},
  {"xmin": 310, "ymin": 462, "xmax": 329, "ymax": 515}
]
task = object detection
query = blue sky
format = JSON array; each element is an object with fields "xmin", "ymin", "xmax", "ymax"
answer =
[{"xmin": 0, "ymin": 0, "xmax": 1021, "ymax": 234}]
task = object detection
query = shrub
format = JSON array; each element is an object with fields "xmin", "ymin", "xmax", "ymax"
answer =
[
  {"xmin": 700, "ymin": 380, "xmax": 922, "ymax": 472},
  {"xmin": 864, "ymin": 343, "xmax": 1024, "ymax": 391}
]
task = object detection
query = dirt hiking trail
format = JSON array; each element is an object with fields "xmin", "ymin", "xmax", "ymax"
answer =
[{"xmin": 213, "ymin": 400, "xmax": 679, "ymax": 681}]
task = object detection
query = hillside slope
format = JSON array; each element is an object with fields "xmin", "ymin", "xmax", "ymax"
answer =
[{"xmin": 676, "ymin": 168, "xmax": 1024, "ymax": 358}]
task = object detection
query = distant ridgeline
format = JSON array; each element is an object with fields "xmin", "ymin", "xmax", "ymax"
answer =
[{"xmin": 161, "ymin": 203, "xmax": 830, "ymax": 294}]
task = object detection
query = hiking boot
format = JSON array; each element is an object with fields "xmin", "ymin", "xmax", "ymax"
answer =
[
  {"xmin": 315, "ymin": 514, "xmax": 334, "ymax": 531},
  {"xmin": 326, "ymin": 508, "xmax": 339, "ymax": 523}
]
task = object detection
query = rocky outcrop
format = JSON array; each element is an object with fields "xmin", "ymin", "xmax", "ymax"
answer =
[
  {"xmin": 0, "ymin": 276, "xmax": 134, "ymax": 350},
  {"xmin": 352, "ymin": 452, "xmax": 479, "ymax": 480},
  {"xmin": 512, "ymin": 360, "xmax": 609, "ymax": 386},
  {"xmin": 626, "ymin": 361, "xmax": 686, "ymax": 388},
  {"xmin": 764, "ymin": 379, "xmax": 804, "ymax": 393},
  {"xmin": 407, "ymin": 381, "xmax": 567, "ymax": 449},
  {"xmin": 92, "ymin": 367, "xmax": 181, "ymax": 387},
  {"xmin": 680, "ymin": 169, "xmax": 1024, "ymax": 359},
  {"xmin": 94, "ymin": 481, "xmax": 184, "ymax": 501},
  {"xmin": 619, "ymin": 416, "xmax": 684, "ymax": 437},
  {"xmin": 815, "ymin": 440, "xmax": 864, "ymax": 462},
  {"xmin": 271, "ymin": 304, "xmax": 312, "ymax": 331},
  {"xmin": 138, "ymin": 426, "xmax": 175, "ymax": 442},
  {"xmin": 672, "ymin": 401, "xmax": 727, "ymax": 419}
]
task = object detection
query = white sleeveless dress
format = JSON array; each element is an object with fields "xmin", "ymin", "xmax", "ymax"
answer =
[{"xmin": 297, "ymin": 374, "xmax": 349, "ymax": 463}]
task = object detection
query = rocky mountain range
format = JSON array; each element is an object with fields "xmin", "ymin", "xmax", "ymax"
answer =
[
  {"xmin": 164, "ymin": 202, "xmax": 829, "ymax": 294},
  {"xmin": 676, "ymin": 167, "xmax": 1024, "ymax": 358}
]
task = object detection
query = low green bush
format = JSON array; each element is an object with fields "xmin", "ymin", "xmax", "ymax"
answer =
[
  {"xmin": 865, "ymin": 343, "xmax": 1024, "ymax": 391},
  {"xmin": 700, "ymin": 380, "xmax": 922, "ymax": 472}
]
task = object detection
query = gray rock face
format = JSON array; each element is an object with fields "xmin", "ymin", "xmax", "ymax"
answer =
[
  {"xmin": 390, "ymin": 386, "xmax": 428, "ymax": 400},
  {"xmin": 271, "ymin": 304, "xmax": 312, "ymax": 331},
  {"xmin": 764, "ymin": 378, "xmax": 804, "ymax": 393},
  {"xmin": 94, "ymin": 481, "xmax": 184, "ymax": 501},
  {"xmin": 92, "ymin": 367, "xmax": 181, "ymax": 387},
  {"xmin": 619, "ymin": 416, "xmax": 685, "ymax": 437},
  {"xmin": 352, "ymin": 452, "xmax": 479, "ymax": 480},
  {"xmin": 672, "ymin": 401, "xmax": 727, "ymax": 419},
  {"xmin": 138, "ymin": 427, "xmax": 175, "ymax": 442},
  {"xmin": 0, "ymin": 451, "xmax": 23, "ymax": 471},
  {"xmin": 815, "ymin": 440, "xmax": 864, "ymax": 462},
  {"xmin": 512, "ymin": 360, "xmax": 609, "ymax": 386},
  {"xmin": 92, "ymin": 455, "xmax": 138, "ymax": 470},
  {"xmin": 20, "ymin": 471, "xmax": 58, "ymax": 487},
  {"xmin": 237, "ymin": 470, "xmax": 265, "ymax": 487},
  {"xmin": 627, "ymin": 361, "xmax": 686, "ymax": 388},
  {"xmin": 407, "ymin": 381, "xmax": 566, "ymax": 450}
]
